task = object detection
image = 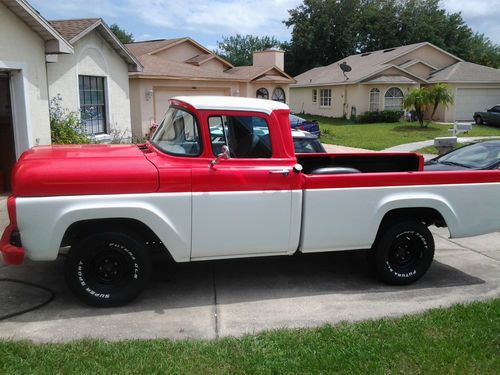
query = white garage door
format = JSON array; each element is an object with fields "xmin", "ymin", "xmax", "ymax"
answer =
[
  {"xmin": 455, "ymin": 88, "xmax": 500, "ymax": 121},
  {"xmin": 154, "ymin": 88, "xmax": 229, "ymax": 122}
]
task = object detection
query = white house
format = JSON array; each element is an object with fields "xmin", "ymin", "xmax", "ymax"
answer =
[{"xmin": 0, "ymin": 0, "xmax": 141, "ymax": 192}]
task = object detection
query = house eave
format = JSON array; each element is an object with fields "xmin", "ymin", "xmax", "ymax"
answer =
[{"xmin": 1, "ymin": 0, "xmax": 73, "ymax": 54}]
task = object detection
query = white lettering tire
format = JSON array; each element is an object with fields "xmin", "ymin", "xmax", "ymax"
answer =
[
  {"xmin": 370, "ymin": 220, "xmax": 435, "ymax": 285},
  {"xmin": 65, "ymin": 231, "xmax": 152, "ymax": 307}
]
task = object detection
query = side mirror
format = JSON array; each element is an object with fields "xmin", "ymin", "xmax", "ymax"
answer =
[{"xmin": 211, "ymin": 145, "xmax": 230, "ymax": 166}]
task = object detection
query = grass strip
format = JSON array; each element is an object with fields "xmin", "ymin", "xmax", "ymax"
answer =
[{"xmin": 0, "ymin": 299, "xmax": 498, "ymax": 374}]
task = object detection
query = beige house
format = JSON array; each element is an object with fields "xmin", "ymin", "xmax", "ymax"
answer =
[
  {"xmin": 126, "ymin": 38, "xmax": 295, "ymax": 137},
  {"xmin": 290, "ymin": 42, "xmax": 500, "ymax": 122},
  {"xmin": 0, "ymin": 0, "xmax": 141, "ymax": 191}
]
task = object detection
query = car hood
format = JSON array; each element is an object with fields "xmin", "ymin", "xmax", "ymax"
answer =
[
  {"xmin": 423, "ymin": 162, "xmax": 471, "ymax": 171},
  {"xmin": 12, "ymin": 144, "xmax": 159, "ymax": 197}
]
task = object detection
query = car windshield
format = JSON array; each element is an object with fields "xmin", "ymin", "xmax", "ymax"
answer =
[
  {"xmin": 151, "ymin": 107, "xmax": 202, "ymax": 156},
  {"xmin": 293, "ymin": 137, "xmax": 326, "ymax": 153},
  {"xmin": 290, "ymin": 114, "xmax": 306, "ymax": 124},
  {"xmin": 438, "ymin": 142, "xmax": 500, "ymax": 169}
]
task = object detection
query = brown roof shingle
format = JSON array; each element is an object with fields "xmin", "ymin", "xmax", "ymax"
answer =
[{"xmin": 49, "ymin": 18, "xmax": 100, "ymax": 42}]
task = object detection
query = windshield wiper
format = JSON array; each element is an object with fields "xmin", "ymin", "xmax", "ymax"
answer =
[{"xmin": 439, "ymin": 161, "xmax": 471, "ymax": 168}]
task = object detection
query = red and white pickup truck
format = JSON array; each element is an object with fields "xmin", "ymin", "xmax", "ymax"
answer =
[{"xmin": 2, "ymin": 96, "xmax": 500, "ymax": 306}]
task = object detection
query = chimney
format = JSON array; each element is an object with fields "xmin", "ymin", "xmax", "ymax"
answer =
[{"xmin": 252, "ymin": 48, "xmax": 284, "ymax": 70}]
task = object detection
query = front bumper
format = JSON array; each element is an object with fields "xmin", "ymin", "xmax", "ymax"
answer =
[{"xmin": 0, "ymin": 225, "xmax": 24, "ymax": 265}]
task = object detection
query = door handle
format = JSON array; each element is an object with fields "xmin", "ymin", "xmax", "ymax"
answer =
[{"xmin": 269, "ymin": 169, "xmax": 290, "ymax": 176}]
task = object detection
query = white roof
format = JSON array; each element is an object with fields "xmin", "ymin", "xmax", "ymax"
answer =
[{"xmin": 172, "ymin": 96, "xmax": 290, "ymax": 115}]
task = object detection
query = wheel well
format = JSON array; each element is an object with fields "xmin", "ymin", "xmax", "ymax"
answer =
[
  {"xmin": 378, "ymin": 207, "xmax": 447, "ymax": 233},
  {"xmin": 61, "ymin": 218, "xmax": 167, "ymax": 254}
]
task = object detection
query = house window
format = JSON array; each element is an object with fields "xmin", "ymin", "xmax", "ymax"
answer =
[
  {"xmin": 79, "ymin": 75, "xmax": 107, "ymax": 134},
  {"xmin": 312, "ymin": 89, "xmax": 317, "ymax": 103},
  {"xmin": 369, "ymin": 88, "xmax": 380, "ymax": 111},
  {"xmin": 272, "ymin": 87, "xmax": 286, "ymax": 103},
  {"xmin": 256, "ymin": 88, "xmax": 269, "ymax": 99},
  {"xmin": 384, "ymin": 87, "xmax": 404, "ymax": 110},
  {"xmin": 320, "ymin": 89, "xmax": 331, "ymax": 107}
]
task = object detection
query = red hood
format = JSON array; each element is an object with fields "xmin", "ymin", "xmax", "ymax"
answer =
[{"xmin": 12, "ymin": 144, "xmax": 159, "ymax": 197}]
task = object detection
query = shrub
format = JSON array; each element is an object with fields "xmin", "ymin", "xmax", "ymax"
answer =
[
  {"xmin": 357, "ymin": 110, "xmax": 403, "ymax": 123},
  {"xmin": 49, "ymin": 95, "xmax": 89, "ymax": 144}
]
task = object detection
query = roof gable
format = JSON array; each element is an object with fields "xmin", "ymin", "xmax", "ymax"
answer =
[
  {"xmin": 428, "ymin": 61, "xmax": 500, "ymax": 83},
  {"xmin": 49, "ymin": 18, "xmax": 142, "ymax": 72}
]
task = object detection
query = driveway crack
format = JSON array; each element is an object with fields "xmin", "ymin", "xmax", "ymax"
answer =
[
  {"xmin": 435, "ymin": 232, "xmax": 500, "ymax": 262},
  {"xmin": 212, "ymin": 264, "xmax": 219, "ymax": 339}
]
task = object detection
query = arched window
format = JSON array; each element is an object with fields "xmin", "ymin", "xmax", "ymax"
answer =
[
  {"xmin": 272, "ymin": 87, "xmax": 286, "ymax": 103},
  {"xmin": 369, "ymin": 88, "xmax": 380, "ymax": 111},
  {"xmin": 256, "ymin": 88, "xmax": 269, "ymax": 99},
  {"xmin": 384, "ymin": 87, "xmax": 404, "ymax": 110}
]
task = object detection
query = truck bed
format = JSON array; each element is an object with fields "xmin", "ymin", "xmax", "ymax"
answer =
[{"xmin": 297, "ymin": 152, "xmax": 423, "ymax": 174}]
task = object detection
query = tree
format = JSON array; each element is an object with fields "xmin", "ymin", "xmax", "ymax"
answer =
[
  {"xmin": 403, "ymin": 84, "xmax": 453, "ymax": 127},
  {"xmin": 403, "ymin": 88, "xmax": 430, "ymax": 128},
  {"xmin": 110, "ymin": 23, "xmax": 134, "ymax": 44},
  {"xmin": 215, "ymin": 34, "xmax": 285, "ymax": 66},
  {"xmin": 284, "ymin": 0, "xmax": 500, "ymax": 76},
  {"xmin": 428, "ymin": 83, "xmax": 454, "ymax": 121}
]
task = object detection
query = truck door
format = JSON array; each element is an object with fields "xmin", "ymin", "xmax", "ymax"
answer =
[{"xmin": 191, "ymin": 112, "xmax": 300, "ymax": 259}]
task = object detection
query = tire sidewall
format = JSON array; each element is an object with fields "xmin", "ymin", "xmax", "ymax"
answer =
[
  {"xmin": 65, "ymin": 231, "xmax": 151, "ymax": 307},
  {"xmin": 374, "ymin": 221, "xmax": 435, "ymax": 285},
  {"xmin": 475, "ymin": 116, "xmax": 482, "ymax": 125}
]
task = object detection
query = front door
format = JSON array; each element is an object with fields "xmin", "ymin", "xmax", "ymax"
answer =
[
  {"xmin": 0, "ymin": 74, "xmax": 16, "ymax": 192},
  {"xmin": 191, "ymin": 111, "xmax": 298, "ymax": 259}
]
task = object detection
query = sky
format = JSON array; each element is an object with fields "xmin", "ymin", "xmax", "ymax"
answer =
[{"xmin": 29, "ymin": 0, "xmax": 500, "ymax": 49}]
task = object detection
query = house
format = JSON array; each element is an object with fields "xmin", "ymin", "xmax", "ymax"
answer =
[
  {"xmin": 0, "ymin": 0, "xmax": 141, "ymax": 192},
  {"xmin": 0, "ymin": 0, "xmax": 72, "ymax": 191},
  {"xmin": 125, "ymin": 38, "xmax": 295, "ymax": 137},
  {"xmin": 48, "ymin": 18, "xmax": 142, "ymax": 140},
  {"xmin": 290, "ymin": 42, "xmax": 500, "ymax": 122}
]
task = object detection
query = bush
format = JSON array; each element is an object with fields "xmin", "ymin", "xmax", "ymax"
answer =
[
  {"xmin": 49, "ymin": 95, "xmax": 89, "ymax": 144},
  {"xmin": 357, "ymin": 110, "xmax": 403, "ymax": 123}
]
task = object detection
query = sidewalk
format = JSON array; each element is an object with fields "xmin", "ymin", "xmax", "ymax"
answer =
[{"xmin": 383, "ymin": 136, "xmax": 499, "ymax": 153}]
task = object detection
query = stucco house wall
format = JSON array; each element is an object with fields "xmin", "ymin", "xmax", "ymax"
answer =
[
  {"xmin": 47, "ymin": 31, "xmax": 132, "ymax": 137},
  {"xmin": 0, "ymin": 1, "xmax": 51, "ymax": 150}
]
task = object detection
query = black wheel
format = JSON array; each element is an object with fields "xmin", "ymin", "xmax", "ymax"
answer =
[
  {"xmin": 370, "ymin": 220, "xmax": 434, "ymax": 285},
  {"xmin": 65, "ymin": 231, "xmax": 152, "ymax": 307},
  {"xmin": 475, "ymin": 116, "xmax": 483, "ymax": 125}
]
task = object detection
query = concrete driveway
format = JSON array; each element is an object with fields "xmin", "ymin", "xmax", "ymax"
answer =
[{"xmin": 0, "ymin": 196, "xmax": 499, "ymax": 343}]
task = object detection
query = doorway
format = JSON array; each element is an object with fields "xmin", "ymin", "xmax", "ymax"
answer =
[{"xmin": 0, "ymin": 73, "xmax": 16, "ymax": 192}]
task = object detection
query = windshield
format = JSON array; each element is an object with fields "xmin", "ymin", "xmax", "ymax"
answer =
[
  {"xmin": 438, "ymin": 142, "xmax": 500, "ymax": 169},
  {"xmin": 293, "ymin": 137, "xmax": 326, "ymax": 153},
  {"xmin": 151, "ymin": 107, "xmax": 202, "ymax": 156}
]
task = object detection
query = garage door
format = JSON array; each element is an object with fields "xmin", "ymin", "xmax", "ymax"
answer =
[
  {"xmin": 154, "ymin": 88, "xmax": 229, "ymax": 122},
  {"xmin": 455, "ymin": 88, "xmax": 500, "ymax": 121}
]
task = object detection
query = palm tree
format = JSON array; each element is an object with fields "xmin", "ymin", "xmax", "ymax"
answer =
[
  {"xmin": 404, "ymin": 84, "xmax": 454, "ymax": 128},
  {"xmin": 428, "ymin": 83, "xmax": 454, "ymax": 121},
  {"xmin": 403, "ymin": 88, "xmax": 430, "ymax": 128}
]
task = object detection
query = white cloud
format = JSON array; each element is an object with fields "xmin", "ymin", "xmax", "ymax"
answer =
[
  {"xmin": 126, "ymin": 0, "xmax": 301, "ymax": 38},
  {"xmin": 440, "ymin": 0, "xmax": 500, "ymax": 43}
]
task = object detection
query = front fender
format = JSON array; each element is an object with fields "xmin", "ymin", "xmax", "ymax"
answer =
[{"xmin": 16, "ymin": 193, "xmax": 191, "ymax": 262}]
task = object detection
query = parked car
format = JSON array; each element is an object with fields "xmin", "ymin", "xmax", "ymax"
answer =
[
  {"xmin": 292, "ymin": 130, "xmax": 326, "ymax": 153},
  {"xmin": 289, "ymin": 113, "xmax": 320, "ymax": 136},
  {"xmin": 424, "ymin": 140, "xmax": 500, "ymax": 171},
  {"xmin": 473, "ymin": 105, "xmax": 500, "ymax": 126}
]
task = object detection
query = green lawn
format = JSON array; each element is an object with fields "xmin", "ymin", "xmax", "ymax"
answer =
[
  {"xmin": 1, "ymin": 299, "xmax": 499, "ymax": 374},
  {"xmin": 302, "ymin": 114, "xmax": 500, "ymax": 151}
]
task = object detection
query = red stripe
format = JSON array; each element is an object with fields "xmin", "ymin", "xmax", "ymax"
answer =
[{"xmin": 303, "ymin": 170, "xmax": 500, "ymax": 189}]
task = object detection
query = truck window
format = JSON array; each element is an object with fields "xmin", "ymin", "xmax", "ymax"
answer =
[
  {"xmin": 208, "ymin": 115, "xmax": 272, "ymax": 158},
  {"xmin": 151, "ymin": 107, "xmax": 202, "ymax": 156}
]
